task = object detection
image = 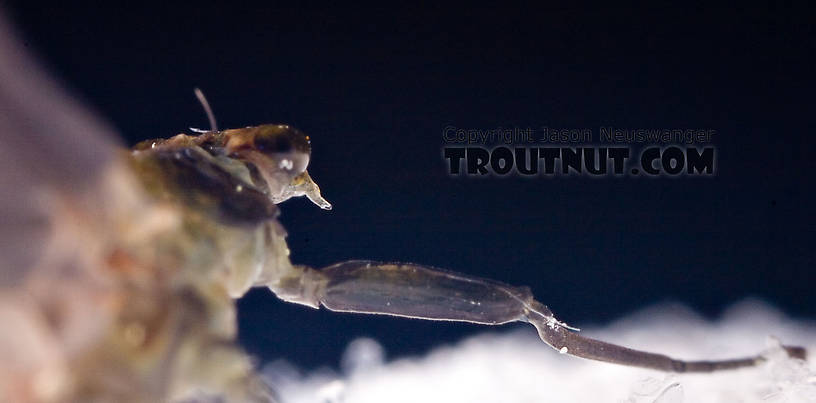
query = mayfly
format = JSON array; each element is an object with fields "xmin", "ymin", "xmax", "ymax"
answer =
[{"xmin": 0, "ymin": 12, "xmax": 806, "ymax": 403}]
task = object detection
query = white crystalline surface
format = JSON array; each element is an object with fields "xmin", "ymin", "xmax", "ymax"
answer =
[{"xmin": 263, "ymin": 300, "xmax": 816, "ymax": 403}]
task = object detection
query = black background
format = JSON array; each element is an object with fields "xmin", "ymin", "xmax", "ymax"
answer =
[{"xmin": 4, "ymin": 3, "xmax": 813, "ymax": 371}]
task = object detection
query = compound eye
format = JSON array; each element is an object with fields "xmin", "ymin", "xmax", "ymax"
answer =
[
  {"xmin": 223, "ymin": 124, "xmax": 312, "ymax": 176},
  {"xmin": 252, "ymin": 125, "xmax": 311, "ymax": 155},
  {"xmin": 255, "ymin": 132, "xmax": 292, "ymax": 153}
]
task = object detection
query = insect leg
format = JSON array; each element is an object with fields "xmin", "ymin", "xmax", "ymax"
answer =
[
  {"xmin": 271, "ymin": 260, "xmax": 806, "ymax": 372},
  {"xmin": 525, "ymin": 300, "xmax": 806, "ymax": 372}
]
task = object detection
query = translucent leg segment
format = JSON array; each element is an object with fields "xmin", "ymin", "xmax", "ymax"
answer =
[
  {"xmin": 316, "ymin": 261, "xmax": 536, "ymax": 324},
  {"xmin": 525, "ymin": 301, "xmax": 807, "ymax": 372},
  {"xmin": 273, "ymin": 261, "xmax": 807, "ymax": 373}
]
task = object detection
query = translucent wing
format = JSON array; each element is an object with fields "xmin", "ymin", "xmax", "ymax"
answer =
[
  {"xmin": 0, "ymin": 10, "xmax": 143, "ymax": 401},
  {"xmin": 0, "ymin": 9, "xmax": 121, "ymax": 287},
  {"xmin": 0, "ymin": 14, "xmax": 275, "ymax": 402}
]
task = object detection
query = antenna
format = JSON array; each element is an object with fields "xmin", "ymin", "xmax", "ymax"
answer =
[{"xmin": 193, "ymin": 87, "xmax": 218, "ymax": 132}]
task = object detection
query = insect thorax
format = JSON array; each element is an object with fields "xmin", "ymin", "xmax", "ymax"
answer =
[{"xmin": 128, "ymin": 131, "xmax": 297, "ymax": 298}]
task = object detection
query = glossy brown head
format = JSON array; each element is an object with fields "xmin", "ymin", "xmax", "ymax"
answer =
[
  {"xmin": 222, "ymin": 124, "xmax": 331, "ymax": 209},
  {"xmin": 223, "ymin": 124, "xmax": 310, "ymax": 172}
]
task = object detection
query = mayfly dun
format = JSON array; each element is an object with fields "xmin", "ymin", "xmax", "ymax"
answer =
[{"xmin": 0, "ymin": 10, "xmax": 807, "ymax": 403}]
